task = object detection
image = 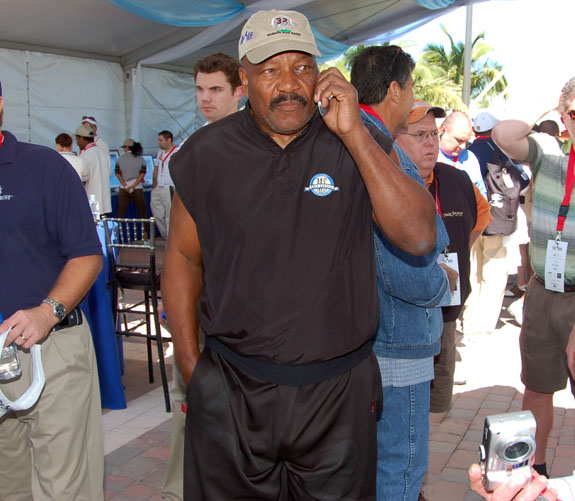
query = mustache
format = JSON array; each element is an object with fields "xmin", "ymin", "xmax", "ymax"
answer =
[{"xmin": 269, "ymin": 93, "xmax": 308, "ymax": 110}]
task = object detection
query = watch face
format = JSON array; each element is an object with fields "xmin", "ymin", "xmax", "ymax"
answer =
[{"xmin": 55, "ymin": 304, "xmax": 66, "ymax": 320}]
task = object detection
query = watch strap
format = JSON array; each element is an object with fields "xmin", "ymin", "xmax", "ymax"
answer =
[{"xmin": 42, "ymin": 298, "xmax": 66, "ymax": 321}]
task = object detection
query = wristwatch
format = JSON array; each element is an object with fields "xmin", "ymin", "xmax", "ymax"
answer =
[{"xmin": 42, "ymin": 298, "xmax": 67, "ymax": 322}]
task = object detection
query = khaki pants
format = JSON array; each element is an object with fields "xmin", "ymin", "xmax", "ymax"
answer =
[
  {"xmin": 0, "ymin": 317, "xmax": 104, "ymax": 500},
  {"xmin": 463, "ymin": 234, "xmax": 508, "ymax": 335},
  {"xmin": 150, "ymin": 186, "xmax": 172, "ymax": 239}
]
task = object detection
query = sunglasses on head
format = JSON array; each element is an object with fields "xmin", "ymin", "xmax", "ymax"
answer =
[{"xmin": 567, "ymin": 110, "xmax": 575, "ymax": 120}]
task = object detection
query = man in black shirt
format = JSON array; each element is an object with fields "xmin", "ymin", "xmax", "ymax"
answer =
[{"xmin": 164, "ymin": 9, "xmax": 437, "ymax": 500}]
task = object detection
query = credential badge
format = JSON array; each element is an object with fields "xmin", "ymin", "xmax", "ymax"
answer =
[{"xmin": 304, "ymin": 174, "xmax": 340, "ymax": 197}]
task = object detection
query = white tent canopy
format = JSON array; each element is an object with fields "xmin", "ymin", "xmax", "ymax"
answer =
[{"xmin": 0, "ymin": 0, "xmax": 486, "ymax": 151}]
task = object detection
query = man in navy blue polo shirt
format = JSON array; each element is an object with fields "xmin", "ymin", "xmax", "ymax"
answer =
[{"xmin": 0, "ymin": 81, "xmax": 105, "ymax": 499}]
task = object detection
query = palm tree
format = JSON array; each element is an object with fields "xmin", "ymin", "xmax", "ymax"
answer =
[{"xmin": 418, "ymin": 25, "xmax": 507, "ymax": 108}]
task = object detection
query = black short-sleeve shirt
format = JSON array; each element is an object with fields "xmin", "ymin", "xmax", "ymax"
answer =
[{"xmin": 170, "ymin": 107, "xmax": 393, "ymax": 365}]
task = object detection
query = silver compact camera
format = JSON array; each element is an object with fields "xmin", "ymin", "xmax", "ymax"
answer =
[{"xmin": 479, "ymin": 410, "xmax": 537, "ymax": 491}]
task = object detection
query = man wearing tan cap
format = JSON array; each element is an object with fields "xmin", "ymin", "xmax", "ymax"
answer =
[
  {"xmin": 396, "ymin": 102, "xmax": 491, "ymax": 416},
  {"xmin": 163, "ymin": 9, "xmax": 437, "ymax": 499},
  {"xmin": 82, "ymin": 115, "xmax": 110, "ymax": 155},
  {"xmin": 75, "ymin": 123, "xmax": 112, "ymax": 215}
]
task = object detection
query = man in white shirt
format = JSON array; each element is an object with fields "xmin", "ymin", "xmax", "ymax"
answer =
[
  {"xmin": 55, "ymin": 133, "xmax": 88, "ymax": 185},
  {"xmin": 75, "ymin": 124, "xmax": 112, "ymax": 215},
  {"xmin": 151, "ymin": 130, "xmax": 176, "ymax": 238},
  {"xmin": 82, "ymin": 115, "xmax": 110, "ymax": 154}
]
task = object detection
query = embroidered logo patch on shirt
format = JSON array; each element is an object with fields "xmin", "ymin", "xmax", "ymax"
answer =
[{"xmin": 304, "ymin": 174, "xmax": 340, "ymax": 197}]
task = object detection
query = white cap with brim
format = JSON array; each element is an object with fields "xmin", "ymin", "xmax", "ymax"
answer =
[
  {"xmin": 238, "ymin": 10, "xmax": 321, "ymax": 64},
  {"xmin": 473, "ymin": 111, "xmax": 499, "ymax": 133}
]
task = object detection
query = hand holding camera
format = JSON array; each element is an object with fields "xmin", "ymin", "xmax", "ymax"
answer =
[{"xmin": 468, "ymin": 410, "xmax": 575, "ymax": 500}]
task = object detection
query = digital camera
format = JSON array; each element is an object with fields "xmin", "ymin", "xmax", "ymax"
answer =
[{"xmin": 479, "ymin": 410, "xmax": 537, "ymax": 491}]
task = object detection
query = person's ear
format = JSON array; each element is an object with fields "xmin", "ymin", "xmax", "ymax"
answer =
[
  {"xmin": 239, "ymin": 67, "xmax": 249, "ymax": 99},
  {"xmin": 389, "ymin": 81, "xmax": 401, "ymax": 104}
]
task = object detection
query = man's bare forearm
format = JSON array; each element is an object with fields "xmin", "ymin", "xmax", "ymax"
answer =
[
  {"xmin": 47, "ymin": 254, "xmax": 102, "ymax": 311},
  {"xmin": 342, "ymin": 126, "xmax": 437, "ymax": 255},
  {"xmin": 161, "ymin": 194, "xmax": 203, "ymax": 385},
  {"xmin": 162, "ymin": 251, "xmax": 202, "ymax": 385}
]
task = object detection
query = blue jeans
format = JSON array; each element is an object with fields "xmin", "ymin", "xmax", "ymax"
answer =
[{"xmin": 377, "ymin": 381, "xmax": 430, "ymax": 501}]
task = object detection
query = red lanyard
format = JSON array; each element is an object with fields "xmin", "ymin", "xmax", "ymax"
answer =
[
  {"xmin": 434, "ymin": 178, "xmax": 442, "ymax": 217},
  {"xmin": 557, "ymin": 145, "xmax": 575, "ymax": 234},
  {"xmin": 160, "ymin": 146, "xmax": 176, "ymax": 172},
  {"xmin": 0, "ymin": 131, "xmax": 4, "ymax": 148},
  {"xmin": 359, "ymin": 104, "xmax": 384, "ymax": 123},
  {"xmin": 81, "ymin": 142, "xmax": 97, "ymax": 154}
]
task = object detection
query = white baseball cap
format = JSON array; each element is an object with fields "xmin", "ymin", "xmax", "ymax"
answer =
[{"xmin": 473, "ymin": 111, "xmax": 500, "ymax": 133}]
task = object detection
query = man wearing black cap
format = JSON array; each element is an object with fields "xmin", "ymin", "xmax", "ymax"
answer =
[
  {"xmin": 163, "ymin": 9, "xmax": 437, "ymax": 500},
  {"xmin": 0, "ymin": 81, "xmax": 105, "ymax": 499}
]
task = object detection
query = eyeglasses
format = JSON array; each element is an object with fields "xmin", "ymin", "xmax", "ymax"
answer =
[
  {"xmin": 399, "ymin": 130, "xmax": 440, "ymax": 143},
  {"xmin": 567, "ymin": 110, "xmax": 575, "ymax": 120}
]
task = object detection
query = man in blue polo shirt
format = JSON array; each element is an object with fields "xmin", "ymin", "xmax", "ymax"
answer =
[{"xmin": 0, "ymin": 81, "xmax": 105, "ymax": 499}]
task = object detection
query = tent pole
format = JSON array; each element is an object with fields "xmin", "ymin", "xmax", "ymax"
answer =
[{"xmin": 462, "ymin": 3, "xmax": 473, "ymax": 108}]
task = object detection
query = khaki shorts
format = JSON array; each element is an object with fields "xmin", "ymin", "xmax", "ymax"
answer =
[{"xmin": 520, "ymin": 276, "xmax": 575, "ymax": 394}]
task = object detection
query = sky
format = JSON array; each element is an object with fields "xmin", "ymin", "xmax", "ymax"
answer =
[{"xmin": 384, "ymin": 0, "xmax": 574, "ymax": 119}]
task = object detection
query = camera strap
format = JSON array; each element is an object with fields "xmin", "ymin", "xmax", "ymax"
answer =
[{"xmin": 0, "ymin": 328, "xmax": 45, "ymax": 418}]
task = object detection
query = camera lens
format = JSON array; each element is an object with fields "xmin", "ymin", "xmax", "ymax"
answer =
[{"xmin": 504, "ymin": 441, "xmax": 531, "ymax": 461}]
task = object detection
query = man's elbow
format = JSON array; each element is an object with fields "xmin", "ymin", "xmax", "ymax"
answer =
[
  {"xmin": 388, "ymin": 223, "xmax": 437, "ymax": 256},
  {"xmin": 405, "ymin": 224, "xmax": 437, "ymax": 256},
  {"xmin": 491, "ymin": 124, "xmax": 505, "ymax": 149}
]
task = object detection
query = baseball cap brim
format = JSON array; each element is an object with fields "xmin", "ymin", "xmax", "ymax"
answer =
[{"xmin": 408, "ymin": 103, "xmax": 446, "ymax": 124}]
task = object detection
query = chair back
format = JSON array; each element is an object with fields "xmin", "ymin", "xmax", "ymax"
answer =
[{"xmin": 102, "ymin": 217, "xmax": 158, "ymax": 289}]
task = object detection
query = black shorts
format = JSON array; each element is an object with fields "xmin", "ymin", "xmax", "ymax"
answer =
[{"xmin": 184, "ymin": 347, "xmax": 383, "ymax": 500}]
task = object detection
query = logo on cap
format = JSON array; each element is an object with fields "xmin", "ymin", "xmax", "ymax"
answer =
[
  {"xmin": 271, "ymin": 15, "xmax": 296, "ymax": 30},
  {"xmin": 304, "ymin": 174, "xmax": 340, "ymax": 197},
  {"xmin": 240, "ymin": 30, "xmax": 254, "ymax": 45}
]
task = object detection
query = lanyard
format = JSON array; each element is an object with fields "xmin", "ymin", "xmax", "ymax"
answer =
[
  {"xmin": 433, "ymin": 178, "xmax": 442, "ymax": 217},
  {"xmin": 439, "ymin": 146, "xmax": 457, "ymax": 166},
  {"xmin": 0, "ymin": 131, "xmax": 4, "ymax": 148},
  {"xmin": 556, "ymin": 145, "xmax": 575, "ymax": 237},
  {"xmin": 160, "ymin": 146, "xmax": 177, "ymax": 173},
  {"xmin": 359, "ymin": 104, "xmax": 384, "ymax": 123},
  {"xmin": 80, "ymin": 142, "xmax": 97, "ymax": 154}
]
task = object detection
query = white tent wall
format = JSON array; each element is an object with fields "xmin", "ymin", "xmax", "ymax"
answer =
[
  {"xmin": 0, "ymin": 49, "xmax": 126, "ymax": 150},
  {"xmin": 0, "ymin": 48, "xmax": 203, "ymax": 153},
  {"xmin": 135, "ymin": 66, "xmax": 202, "ymax": 153}
]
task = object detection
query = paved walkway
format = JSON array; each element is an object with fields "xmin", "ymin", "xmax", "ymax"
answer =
[{"xmin": 102, "ymin": 298, "xmax": 575, "ymax": 500}]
